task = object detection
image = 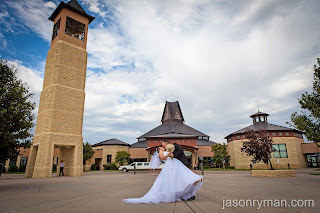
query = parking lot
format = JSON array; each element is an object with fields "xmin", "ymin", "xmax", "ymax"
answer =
[{"xmin": 0, "ymin": 169, "xmax": 319, "ymax": 213}]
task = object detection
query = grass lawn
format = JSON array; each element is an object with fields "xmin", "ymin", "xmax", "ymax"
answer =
[
  {"xmin": 84, "ymin": 170, "xmax": 100, "ymax": 172},
  {"xmin": 314, "ymin": 168, "xmax": 320, "ymax": 171},
  {"xmin": 204, "ymin": 168, "xmax": 251, "ymax": 171},
  {"xmin": 2, "ymin": 172, "xmax": 25, "ymax": 174},
  {"xmin": 310, "ymin": 173, "xmax": 320, "ymax": 175}
]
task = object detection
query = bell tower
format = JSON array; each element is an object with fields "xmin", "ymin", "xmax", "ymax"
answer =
[{"xmin": 25, "ymin": 0, "xmax": 94, "ymax": 178}]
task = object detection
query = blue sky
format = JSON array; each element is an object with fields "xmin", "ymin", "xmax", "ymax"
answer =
[{"xmin": 1, "ymin": 0, "xmax": 320, "ymax": 145}]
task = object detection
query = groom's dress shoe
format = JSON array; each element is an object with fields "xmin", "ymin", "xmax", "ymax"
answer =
[{"xmin": 187, "ymin": 196, "xmax": 195, "ymax": 201}]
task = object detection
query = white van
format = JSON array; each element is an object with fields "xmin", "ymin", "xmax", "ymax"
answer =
[{"xmin": 118, "ymin": 162, "xmax": 164, "ymax": 172}]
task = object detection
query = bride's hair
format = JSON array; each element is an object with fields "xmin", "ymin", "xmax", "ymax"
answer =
[{"xmin": 165, "ymin": 144, "xmax": 175, "ymax": 152}]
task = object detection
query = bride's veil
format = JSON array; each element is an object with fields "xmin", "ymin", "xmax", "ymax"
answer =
[{"xmin": 150, "ymin": 149, "xmax": 161, "ymax": 170}]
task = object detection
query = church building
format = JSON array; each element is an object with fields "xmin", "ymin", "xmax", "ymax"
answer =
[{"xmin": 128, "ymin": 101, "xmax": 216, "ymax": 169}]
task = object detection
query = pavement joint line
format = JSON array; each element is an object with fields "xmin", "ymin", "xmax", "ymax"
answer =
[
  {"xmin": 190, "ymin": 200, "xmax": 205, "ymax": 213},
  {"xmin": 1, "ymin": 183, "xmax": 148, "ymax": 213},
  {"xmin": 182, "ymin": 200, "xmax": 197, "ymax": 213},
  {"xmin": 196, "ymin": 191, "xmax": 245, "ymax": 213},
  {"xmin": 173, "ymin": 201, "xmax": 176, "ymax": 213}
]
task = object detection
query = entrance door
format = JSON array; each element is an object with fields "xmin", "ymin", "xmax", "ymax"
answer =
[
  {"xmin": 95, "ymin": 158, "xmax": 102, "ymax": 170},
  {"xmin": 307, "ymin": 154, "xmax": 320, "ymax": 167}
]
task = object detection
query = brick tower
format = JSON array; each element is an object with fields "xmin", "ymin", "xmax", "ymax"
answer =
[{"xmin": 25, "ymin": 0, "xmax": 94, "ymax": 178}]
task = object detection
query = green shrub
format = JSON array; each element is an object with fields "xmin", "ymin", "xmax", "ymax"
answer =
[
  {"xmin": 103, "ymin": 164, "xmax": 110, "ymax": 170},
  {"xmin": 19, "ymin": 164, "xmax": 26, "ymax": 172},
  {"xmin": 91, "ymin": 164, "xmax": 97, "ymax": 170},
  {"xmin": 1, "ymin": 164, "xmax": 5, "ymax": 173},
  {"xmin": 9, "ymin": 165, "xmax": 18, "ymax": 172},
  {"xmin": 52, "ymin": 164, "xmax": 57, "ymax": 172},
  {"xmin": 103, "ymin": 163, "xmax": 118, "ymax": 170},
  {"xmin": 111, "ymin": 162, "xmax": 118, "ymax": 170},
  {"xmin": 203, "ymin": 166, "xmax": 210, "ymax": 169},
  {"xmin": 225, "ymin": 166, "xmax": 235, "ymax": 169}
]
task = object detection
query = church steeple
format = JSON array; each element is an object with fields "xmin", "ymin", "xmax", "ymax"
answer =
[
  {"xmin": 161, "ymin": 101, "xmax": 184, "ymax": 123},
  {"xmin": 250, "ymin": 111, "xmax": 269, "ymax": 124},
  {"xmin": 48, "ymin": 0, "xmax": 94, "ymax": 49}
]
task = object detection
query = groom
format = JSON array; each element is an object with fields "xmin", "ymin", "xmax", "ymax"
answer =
[{"xmin": 161, "ymin": 140, "xmax": 195, "ymax": 200}]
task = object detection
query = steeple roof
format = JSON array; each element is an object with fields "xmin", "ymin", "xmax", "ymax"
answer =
[
  {"xmin": 161, "ymin": 101, "xmax": 184, "ymax": 123},
  {"xmin": 138, "ymin": 101, "xmax": 209, "ymax": 139},
  {"xmin": 49, "ymin": 0, "xmax": 95, "ymax": 23},
  {"xmin": 92, "ymin": 138, "xmax": 129, "ymax": 147}
]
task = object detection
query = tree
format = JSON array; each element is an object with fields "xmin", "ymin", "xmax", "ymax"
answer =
[
  {"xmin": 211, "ymin": 143, "xmax": 230, "ymax": 169},
  {"xmin": 83, "ymin": 142, "xmax": 94, "ymax": 165},
  {"xmin": 289, "ymin": 58, "xmax": 320, "ymax": 144},
  {"xmin": 115, "ymin": 151, "xmax": 131, "ymax": 166},
  {"xmin": 241, "ymin": 129, "xmax": 276, "ymax": 169},
  {"xmin": 0, "ymin": 60, "xmax": 35, "ymax": 164}
]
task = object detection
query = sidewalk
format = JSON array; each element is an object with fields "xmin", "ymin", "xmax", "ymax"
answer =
[{"xmin": 0, "ymin": 170, "xmax": 319, "ymax": 213}]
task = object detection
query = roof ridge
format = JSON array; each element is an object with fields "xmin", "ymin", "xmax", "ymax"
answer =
[{"xmin": 67, "ymin": 0, "xmax": 86, "ymax": 13}]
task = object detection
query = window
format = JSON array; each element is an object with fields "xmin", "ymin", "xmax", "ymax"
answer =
[
  {"xmin": 203, "ymin": 136, "xmax": 209, "ymax": 140},
  {"xmin": 144, "ymin": 163, "xmax": 149, "ymax": 166},
  {"xmin": 137, "ymin": 163, "xmax": 143, "ymax": 166},
  {"xmin": 278, "ymin": 132, "xmax": 282, "ymax": 136},
  {"xmin": 285, "ymin": 132, "xmax": 289, "ymax": 136},
  {"xmin": 272, "ymin": 132, "xmax": 276, "ymax": 136},
  {"xmin": 139, "ymin": 138, "xmax": 146, "ymax": 141},
  {"xmin": 20, "ymin": 157, "xmax": 28, "ymax": 165},
  {"xmin": 65, "ymin": 16, "xmax": 85, "ymax": 41},
  {"xmin": 237, "ymin": 136, "xmax": 240, "ymax": 139},
  {"xmin": 242, "ymin": 135, "xmax": 246, "ymax": 139},
  {"xmin": 52, "ymin": 18, "xmax": 61, "ymax": 40},
  {"xmin": 273, "ymin": 144, "xmax": 288, "ymax": 158},
  {"xmin": 106, "ymin": 154, "xmax": 112, "ymax": 163}
]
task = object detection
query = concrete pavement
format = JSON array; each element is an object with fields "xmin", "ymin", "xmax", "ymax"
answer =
[{"xmin": 0, "ymin": 169, "xmax": 319, "ymax": 213}]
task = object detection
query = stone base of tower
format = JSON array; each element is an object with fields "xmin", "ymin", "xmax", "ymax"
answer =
[{"xmin": 25, "ymin": 133, "xmax": 83, "ymax": 178}]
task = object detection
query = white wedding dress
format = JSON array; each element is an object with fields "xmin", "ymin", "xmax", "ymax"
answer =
[{"xmin": 123, "ymin": 151, "xmax": 203, "ymax": 204}]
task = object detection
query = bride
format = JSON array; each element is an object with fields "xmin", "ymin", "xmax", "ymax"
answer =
[{"xmin": 123, "ymin": 144, "xmax": 203, "ymax": 204}]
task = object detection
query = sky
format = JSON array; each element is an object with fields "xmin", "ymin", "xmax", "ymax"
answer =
[{"xmin": 1, "ymin": 0, "xmax": 319, "ymax": 145}]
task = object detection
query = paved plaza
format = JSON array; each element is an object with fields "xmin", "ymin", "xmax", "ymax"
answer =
[{"xmin": 0, "ymin": 169, "xmax": 319, "ymax": 213}]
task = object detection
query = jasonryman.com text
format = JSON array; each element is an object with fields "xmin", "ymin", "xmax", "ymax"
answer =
[{"xmin": 222, "ymin": 197, "xmax": 314, "ymax": 210}]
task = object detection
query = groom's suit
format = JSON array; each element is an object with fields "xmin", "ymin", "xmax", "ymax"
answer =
[{"xmin": 173, "ymin": 143, "xmax": 189, "ymax": 167}]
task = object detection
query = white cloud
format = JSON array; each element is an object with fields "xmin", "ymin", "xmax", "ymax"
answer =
[
  {"xmin": 81, "ymin": 0, "xmax": 106, "ymax": 18},
  {"xmin": 44, "ymin": 1, "xmax": 56, "ymax": 9},
  {"xmin": 3, "ymin": 0, "xmax": 320, "ymax": 145},
  {"xmin": 6, "ymin": 0, "xmax": 54, "ymax": 42},
  {"xmin": 82, "ymin": 0, "xmax": 319, "ymax": 143}
]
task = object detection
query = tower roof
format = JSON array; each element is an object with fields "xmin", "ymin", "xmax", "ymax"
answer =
[
  {"xmin": 161, "ymin": 101, "xmax": 184, "ymax": 123},
  {"xmin": 250, "ymin": 111, "xmax": 269, "ymax": 118},
  {"xmin": 138, "ymin": 121, "xmax": 209, "ymax": 139},
  {"xmin": 49, "ymin": 0, "xmax": 95, "ymax": 23},
  {"xmin": 139, "ymin": 101, "xmax": 208, "ymax": 139}
]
